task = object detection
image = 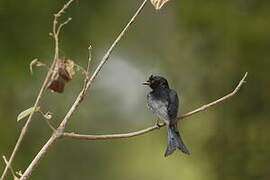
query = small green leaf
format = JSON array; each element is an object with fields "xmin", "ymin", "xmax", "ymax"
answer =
[{"xmin": 17, "ymin": 106, "xmax": 40, "ymax": 122}]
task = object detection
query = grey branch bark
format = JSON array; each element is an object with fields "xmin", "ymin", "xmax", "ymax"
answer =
[
  {"xmin": 58, "ymin": 0, "xmax": 148, "ymax": 131},
  {"xmin": 179, "ymin": 72, "xmax": 248, "ymax": 120},
  {"xmin": 61, "ymin": 72, "xmax": 248, "ymax": 141},
  {"xmin": 20, "ymin": 0, "xmax": 148, "ymax": 179},
  {"xmin": 3, "ymin": 0, "xmax": 247, "ymax": 179},
  {"xmin": 0, "ymin": 0, "xmax": 70, "ymax": 177}
]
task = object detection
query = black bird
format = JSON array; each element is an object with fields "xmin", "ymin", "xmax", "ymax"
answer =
[{"xmin": 143, "ymin": 75, "xmax": 190, "ymax": 157}]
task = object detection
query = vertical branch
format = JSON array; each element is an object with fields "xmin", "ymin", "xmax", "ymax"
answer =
[
  {"xmin": 2, "ymin": 156, "xmax": 17, "ymax": 179},
  {"xmin": 0, "ymin": 1, "xmax": 74, "ymax": 180},
  {"xmin": 86, "ymin": 0, "xmax": 148, "ymax": 89},
  {"xmin": 86, "ymin": 45, "xmax": 92, "ymax": 76},
  {"xmin": 20, "ymin": 135, "xmax": 59, "ymax": 180},
  {"xmin": 0, "ymin": 57, "xmax": 54, "ymax": 180},
  {"xmin": 82, "ymin": 45, "xmax": 93, "ymax": 91},
  {"xmin": 59, "ymin": 0, "xmax": 148, "ymax": 130},
  {"xmin": 53, "ymin": 0, "xmax": 74, "ymax": 60},
  {"xmin": 20, "ymin": 0, "xmax": 148, "ymax": 179}
]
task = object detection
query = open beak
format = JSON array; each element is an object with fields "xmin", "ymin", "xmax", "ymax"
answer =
[{"xmin": 142, "ymin": 81, "xmax": 150, "ymax": 86}]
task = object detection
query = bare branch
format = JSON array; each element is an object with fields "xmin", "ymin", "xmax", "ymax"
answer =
[
  {"xmin": 0, "ymin": 1, "xmax": 75, "ymax": 180},
  {"xmin": 82, "ymin": 45, "xmax": 93, "ymax": 92},
  {"xmin": 20, "ymin": 135, "xmax": 60, "ymax": 180},
  {"xmin": 20, "ymin": 1, "xmax": 148, "ymax": 179},
  {"xmin": 56, "ymin": 17, "xmax": 72, "ymax": 36},
  {"xmin": 0, "ymin": 48, "xmax": 55, "ymax": 180},
  {"xmin": 86, "ymin": 45, "xmax": 92, "ymax": 76},
  {"xmin": 44, "ymin": 119, "xmax": 56, "ymax": 132},
  {"xmin": 2, "ymin": 156, "xmax": 17, "ymax": 179},
  {"xmin": 62, "ymin": 125, "xmax": 161, "ymax": 140},
  {"xmin": 179, "ymin": 72, "xmax": 248, "ymax": 120},
  {"xmin": 40, "ymin": 112, "xmax": 55, "ymax": 131},
  {"xmin": 58, "ymin": 0, "xmax": 148, "ymax": 131},
  {"xmin": 52, "ymin": 0, "xmax": 74, "ymax": 61},
  {"xmin": 9, "ymin": 0, "xmax": 246, "ymax": 179},
  {"xmin": 84, "ymin": 0, "xmax": 148, "ymax": 89},
  {"xmin": 55, "ymin": 0, "xmax": 74, "ymax": 18},
  {"xmin": 61, "ymin": 72, "xmax": 248, "ymax": 141}
]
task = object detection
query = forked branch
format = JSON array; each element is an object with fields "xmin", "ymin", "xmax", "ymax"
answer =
[
  {"xmin": 0, "ymin": 1, "xmax": 74, "ymax": 179},
  {"xmin": 20, "ymin": 1, "xmax": 148, "ymax": 179},
  {"xmin": 61, "ymin": 72, "xmax": 248, "ymax": 140},
  {"xmin": 2, "ymin": 0, "xmax": 247, "ymax": 180}
]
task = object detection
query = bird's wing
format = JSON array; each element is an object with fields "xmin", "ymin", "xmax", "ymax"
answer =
[
  {"xmin": 147, "ymin": 93, "xmax": 169, "ymax": 123},
  {"xmin": 167, "ymin": 89, "xmax": 179, "ymax": 124}
]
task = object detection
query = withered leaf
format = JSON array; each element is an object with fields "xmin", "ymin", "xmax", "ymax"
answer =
[
  {"xmin": 47, "ymin": 58, "xmax": 75, "ymax": 93},
  {"xmin": 150, "ymin": 0, "xmax": 171, "ymax": 10}
]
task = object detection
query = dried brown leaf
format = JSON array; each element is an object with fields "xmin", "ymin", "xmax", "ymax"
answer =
[
  {"xmin": 47, "ymin": 58, "xmax": 75, "ymax": 93},
  {"xmin": 150, "ymin": 0, "xmax": 171, "ymax": 10}
]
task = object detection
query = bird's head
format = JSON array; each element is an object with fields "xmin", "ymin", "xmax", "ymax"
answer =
[{"xmin": 143, "ymin": 75, "xmax": 169, "ymax": 89}]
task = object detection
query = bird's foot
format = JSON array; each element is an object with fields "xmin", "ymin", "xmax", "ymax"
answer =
[{"xmin": 155, "ymin": 119, "xmax": 164, "ymax": 129}]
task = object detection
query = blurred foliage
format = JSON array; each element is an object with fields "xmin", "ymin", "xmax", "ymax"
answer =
[{"xmin": 0, "ymin": 0, "xmax": 270, "ymax": 179}]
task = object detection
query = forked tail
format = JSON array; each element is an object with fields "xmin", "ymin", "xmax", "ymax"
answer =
[{"xmin": 164, "ymin": 124, "xmax": 190, "ymax": 157}]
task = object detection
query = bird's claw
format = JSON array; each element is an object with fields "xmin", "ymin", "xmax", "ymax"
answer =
[{"xmin": 155, "ymin": 120, "xmax": 164, "ymax": 129}]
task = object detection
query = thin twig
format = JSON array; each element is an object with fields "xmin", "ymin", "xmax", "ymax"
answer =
[
  {"xmin": 82, "ymin": 45, "xmax": 93, "ymax": 91},
  {"xmin": 56, "ymin": 17, "xmax": 72, "ymax": 36},
  {"xmin": 58, "ymin": 0, "xmax": 148, "ymax": 131},
  {"xmin": 62, "ymin": 126, "xmax": 160, "ymax": 140},
  {"xmin": 54, "ymin": 0, "xmax": 74, "ymax": 18},
  {"xmin": 49, "ymin": 0, "xmax": 74, "ymax": 88},
  {"xmin": 61, "ymin": 72, "xmax": 248, "ymax": 141},
  {"xmin": 52, "ymin": 0, "xmax": 74, "ymax": 61},
  {"xmin": 0, "ymin": 56, "xmax": 54, "ymax": 180},
  {"xmin": 84, "ymin": 0, "xmax": 148, "ymax": 90},
  {"xmin": 45, "ymin": 119, "xmax": 56, "ymax": 132},
  {"xmin": 20, "ymin": 135, "xmax": 59, "ymax": 180},
  {"xmin": 179, "ymin": 72, "xmax": 248, "ymax": 119},
  {"xmin": 86, "ymin": 45, "xmax": 92, "ymax": 76},
  {"xmin": 38, "ymin": 110, "xmax": 56, "ymax": 131},
  {"xmin": 20, "ymin": 1, "xmax": 147, "ymax": 179},
  {"xmin": 2, "ymin": 156, "xmax": 17, "ymax": 179},
  {"xmin": 1, "ymin": 1, "xmax": 75, "ymax": 180},
  {"xmin": 74, "ymin": 64, "xmax": 88, "ymax": 77}
]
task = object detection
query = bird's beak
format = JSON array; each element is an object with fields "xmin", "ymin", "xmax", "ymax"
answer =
[{"xmin": 142, "ymin": 81, "xmax": 150, "ymax": 86}]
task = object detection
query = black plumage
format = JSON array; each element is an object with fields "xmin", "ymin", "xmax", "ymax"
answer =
[{"xmin": 143, "ymin": 75, "xmax": 190, "ymax": 157}]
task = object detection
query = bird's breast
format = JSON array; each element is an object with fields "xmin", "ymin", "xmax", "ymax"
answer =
[{"xmin": 147, "ymin": 93, "xmax": 170, "ymax": 122}]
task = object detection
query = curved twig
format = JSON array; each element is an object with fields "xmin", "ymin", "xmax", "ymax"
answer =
[
  {"xmin": 61, "ymin": 72, "xmax": 248, "ymax": 141},
  {"xmin": 179, "ymin": 72, "xmax": 247, "ymax": 119},
  {"xmin": 58, "ymin": 0, "xmax": 148, "ymax": 130},
  {"xmin": 20, "ymin": 1, "xmax": 148, "ymax": 179},
  {"xmin": 62, "ymin": 125, "xmax": 160, "ymax": 140},
  {"xmin": 0, "ymin": 1, "xmax": 75, "ymax": 179}
]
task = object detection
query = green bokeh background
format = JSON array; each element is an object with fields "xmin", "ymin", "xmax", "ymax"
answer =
[{"xmin": 0, "ymin": 0, "xmax": 269, "ymax": 179}]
